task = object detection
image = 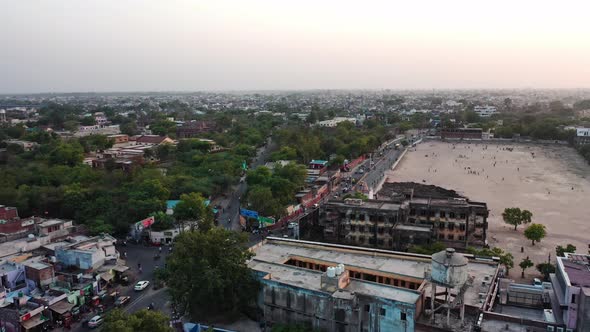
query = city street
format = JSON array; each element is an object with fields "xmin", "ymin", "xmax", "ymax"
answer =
[
  {"xmin": 68, "ymin": 243, "xmax": 171, "ymax": 332},
  {"xmin": 216, "ymin": 136, "xmax": 276, "ymax": 232}
]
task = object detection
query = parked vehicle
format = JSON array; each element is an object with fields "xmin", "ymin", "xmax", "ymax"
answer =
[
  {"xmin": 134, "ymin": 280, "xmax": 150, "ymax": 291},
  {"xmin": 88, "ymin": 315, "xmax": 103, "ymax": 328},
  {"xmin": 114, "ymin": 296, "xmax": 131, "ymax": 307}
]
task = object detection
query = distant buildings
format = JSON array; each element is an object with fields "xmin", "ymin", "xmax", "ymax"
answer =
[
  {"xmin": 474, "ymin": 106, "xmax": 498, "ymax": 118},
  {"xmin": 575, "ymin": 128, "xmax": 590, "ymax": 146},
  {"xmin": 176, "ymin": 120, "xmax": 217, "ymax": 138},
  {"xmin": 317, "ymin": 117, "xmax": 357, "ymax": 128},
  {"xmin": 441, "ymin": 128, "xmax": 483, "ymax": 140}
]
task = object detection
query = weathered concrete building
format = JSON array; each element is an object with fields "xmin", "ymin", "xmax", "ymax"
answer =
[
  {"xmin": 554, "ymin": 253, "xmax": 590, "ymax": 332},
  {"xmin": 317, "ymin": 183, "xmax": 488, "ymax": 251},
  {"xmin": 249, "ymin": 238, "xmax": 498, "ymax": 332}
]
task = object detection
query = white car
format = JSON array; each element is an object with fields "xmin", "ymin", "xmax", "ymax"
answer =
[
  {"xmin": 88, "ymin": 315, "xmax": 103, "ymax": 328},
  {"xmin": 134, "ymin": 280, "xmax": 150, "ymax": 291}
]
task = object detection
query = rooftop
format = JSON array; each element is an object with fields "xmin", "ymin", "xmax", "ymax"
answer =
[
  {"xmin": 325, "ymin": 199, "xmax": 401, "ymax": 211},
  {"xmin": 38, "ymin": 219, "xmax": 66, "ymax": 228},
  {"xmin": 561, "ymin": 253, "xmax": 590, "ymax": 288},
  {"xmin": 250, "ymin": 238, "xmax": 498, "ymax": 307}
]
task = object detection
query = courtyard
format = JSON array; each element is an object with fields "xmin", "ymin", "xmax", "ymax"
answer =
[{"xmin": 387, "ymin": 140, "xmax": 590, "ymax": 279}]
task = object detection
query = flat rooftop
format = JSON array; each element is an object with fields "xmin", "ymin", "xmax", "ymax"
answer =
[
  {"xmin": 326, "ymin": 200, "xmax": 401, "ymax": 211},
  {"xmin": 38, "ymin": 219, "xmax": 65, "ymax": 228},
  {"xmin": 250, "ymin": 238, "xmax": 497, "ymax": 307},
  {"xmin": 562, "ymin": 254, "xmax": 590, "ymax": 288}
]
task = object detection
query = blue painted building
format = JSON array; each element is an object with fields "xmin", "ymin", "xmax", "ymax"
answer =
[{"xmin": 249, "ymin": 239, "xmax": 426, "ymax": 332}]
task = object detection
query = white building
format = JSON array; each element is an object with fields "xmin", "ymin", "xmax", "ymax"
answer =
[
  {"xmin": 575, "ymin": 127, "xmax": 590, "ymax": 145},
  {"xmin": 317, "ymin": 117, "xmax": 357, "ymax": 127},
  {"xmin": 474, "ymin": 106, "xmax": 498, "ymax": 118}
]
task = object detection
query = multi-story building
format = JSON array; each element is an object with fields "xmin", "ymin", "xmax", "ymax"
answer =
[
  {"xmin": 176, "ymin": 120, "xmax": 217, "ymax": 138},
  {"xmin": 249, "ymin": 237, "xmax": 499, "ymax": 332},
  {"xmin": 553, "ymin": 253, "xmax": 590, "ymax": 332},
  {"xmin": 441, "ymin": 128, "xmax": 483, "ymax": 140},
  {"xmin": 317, "ymin": 183, "xmax": 488, "ymax": 251},
  {"xmin": 474, "ymin": 106, "xmax": 498, "ymax": 118}
]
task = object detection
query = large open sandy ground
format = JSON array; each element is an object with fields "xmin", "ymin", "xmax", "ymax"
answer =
[{"xmin": 387, "ymin": 140, "xmax": 590, "ymax": 279}]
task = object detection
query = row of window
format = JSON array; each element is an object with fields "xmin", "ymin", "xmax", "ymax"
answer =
[
  {"xmin": 363, "ymin": 305, "xmax": 407, "ymax": 321},
  {"xmin": 350, "ymin": 237, "xmax": 392, "ymax": 247},
  {"xmin": 349, "ymin": 225, "xmax": 393, "ymax": 234},
  {"xmin": 410, "ymin": 209, "xmax": 468, "ymax": 219},
  {"xmin": 438, "ymin": 234, "xmax": 465, "ymax": 241},
  {"xmin": 332, "ymin": 211, "xmax": 398, "ymax": 223},
  {"xmin": 437, "ymin": 222, "xmax": 466, "ymax": 231}
]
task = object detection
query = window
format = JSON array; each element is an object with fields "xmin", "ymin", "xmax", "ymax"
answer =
[
  {"xmin": 400, "ymin": 312, "xmax": 407, "ymax": 321},
  {"xmin": 572, "ymin": 294, "xmax": 576, "ymax": 304},
  {"xmin": 378, "ymin": 227, "xmax": 384, "ymax": 234},
  {"xmin": 358, "ymin": 236, "xmax": 365, "ymax": 243},
  {"xmin": 448, "ymin": 223, "xmax": 455, "ymax": 231},
  {"xmin": 440, "ymin": 211, "xmax": 446, "ymax": 218},
  {"xmin": 459, "ymin": 224, "xmax": 466, "ymax": 231},
  {"xmin": 460, "ymin": 213, "xmax": 466, "ymax": 219},
  {"xmin": 449, "ymin": 212, "xmax": 456, "ymax": 218},
  {"xmin": 340, "ymin": 212, "xmax": 346, "ymax": 219},
  {"xmin": 410, "ymin": 209, "xmax": 416, "ymax": 216},
  {"xmin": 439, "ymin": 234, "xmax": 444, "ymax": 240},
  {"xmin": 439, "ymin": 222, "xmax": 445, "ymax": 229},
  {"xmin": 365, "ymin": 305, "xmax": 370, "ymax": 312},
  {"xmin": 351, "ymin": 225, "xmax": 356, "ymax": 232},
  {"xmin": 400, "ymin": 280, "xmax": 406, "ymax": 287},
  {"xmin": 378, "ymin": 239, "xmax": 384, "ymax": 246},
  {"xmin": 458, "ymin": 236, "xmax": 465, "ymax": 241},
  {"xmin": 420, "ymin": 209, "xmax": 427, "ymax": 216},
  {"xmin": 359, "ymin": 226, "xmax": 365, "ymax": 232},
  {"xmin": 380, "ymin": 308, "xmax": 386, "ymax": 316},
  {"xmin": 447, "ymin": 234, "xmax": 454, "ymax": 240}
]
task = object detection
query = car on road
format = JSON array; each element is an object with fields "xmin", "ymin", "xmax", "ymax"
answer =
[
  {"xmin": 88, "ymin": 315, "xmax": 103, "ymax": 328},
  {"xmin": 114, "ymin": 296, "xmax": 131, "ymax": 307},
  {"xmin": 134, "ymin": 280, "xmax": 150, "ymax": 291}
]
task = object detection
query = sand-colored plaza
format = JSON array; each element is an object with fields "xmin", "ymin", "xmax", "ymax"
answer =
[{"xmin": 387, "ymin": 140, "xmax": 590, "ymax": 279}]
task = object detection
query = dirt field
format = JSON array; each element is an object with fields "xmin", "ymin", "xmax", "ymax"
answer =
[{"xmin": 387, "ymin": 140, "xmax": 590, "ymax": 279}]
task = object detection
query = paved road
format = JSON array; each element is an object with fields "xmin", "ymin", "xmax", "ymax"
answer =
[
  {"xmin": 217, "ymin": 136, "xmax": 276, "ymax": 232},
  {"xmin": 69, "ymin": 243, "xmax": 171, "ymax": 331}
]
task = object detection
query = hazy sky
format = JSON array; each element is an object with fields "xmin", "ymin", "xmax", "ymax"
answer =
[{"xmin": 1, "ymin": 0, "xmax": 590, "ymax": 93}]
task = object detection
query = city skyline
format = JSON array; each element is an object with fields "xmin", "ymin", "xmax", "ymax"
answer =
[{"xmin": 2, "ymin": 0, "xmax": 590, "ymax": 93}]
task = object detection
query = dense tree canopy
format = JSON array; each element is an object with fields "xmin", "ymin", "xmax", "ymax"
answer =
[
  {"xmin": 164, "ymin": 228, "xmax": 259, "ymax": 319},
  {"xmin": 102, "ymin": 309, "xmax": 173, "ymax": 332}
]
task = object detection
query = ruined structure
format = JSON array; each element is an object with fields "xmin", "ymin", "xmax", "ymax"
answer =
[{"xmin": 317, "ymin": 182, "xmax": 488, "ymax": 251}]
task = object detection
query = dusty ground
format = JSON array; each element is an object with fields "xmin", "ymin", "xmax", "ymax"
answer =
[{"xmin": 387, "ymin": 140, "xmax": 590, "ymax": 280}]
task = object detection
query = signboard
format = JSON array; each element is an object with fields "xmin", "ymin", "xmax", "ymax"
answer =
[
  {"xmin": 258, "ymin": 216, "xmax": 275, "ymax": 226},
  {"xmin": 141, "ymin": 216, "xmax": 155, "ymax": 228},
  {"xmin": 240, "ymin": 208, "xmax": 258, "ymax": 219}
]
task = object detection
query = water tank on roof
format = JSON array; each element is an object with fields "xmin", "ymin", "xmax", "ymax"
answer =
[
  {"xmin": 327, "ymin": 266, "xmax": 336, "ymax": 278},
  {"xmin": 431, "ymin": 248, "xmax": 468, "ymax": 288}
]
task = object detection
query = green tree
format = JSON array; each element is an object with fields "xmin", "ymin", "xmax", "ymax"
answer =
[
  {"xmin": 556, "ymin": 244, "xmax": 577, "ymax": 257},
  {"xmin": 150, "ymin": 211, "xmax": 175, "ymax": 231},
  {"xmin": 49, "ymin": 142, "xmax": 84, "ymax": 166},
  {"xmin": 536, "ymin": 263, "xmax": 556, "ymax": 281},
  {"xmin": 173, "ymin": 192, "xmax": 214, "ymax": 232},
  {"xmin": 247, "ymin": 185, "xmax": 285, "ymax": 217},
  {"xmin": 502, "ymin": 207, "xmax": 533, "ymax": 231},
  {"xmin": 407, "ymin": 242, "xmax": 446, "ymax": 255},
  {"xmin": 164, "ymin": 228, "xmax": 260, "ymax": 319},
  {"xmin": 468, "ymin": 247, "xmax": 514, "ymax": 275},
  {"xmin": 519, "ymin": 257, "xmax": 534, "ymax": 278},
  {"xmin": 524, "ymin": 223, "xmax": 547, "ymax": 246},
  {"xmin": 102, "ymin": 308, "xmax": 173, "ymax": 332}
]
